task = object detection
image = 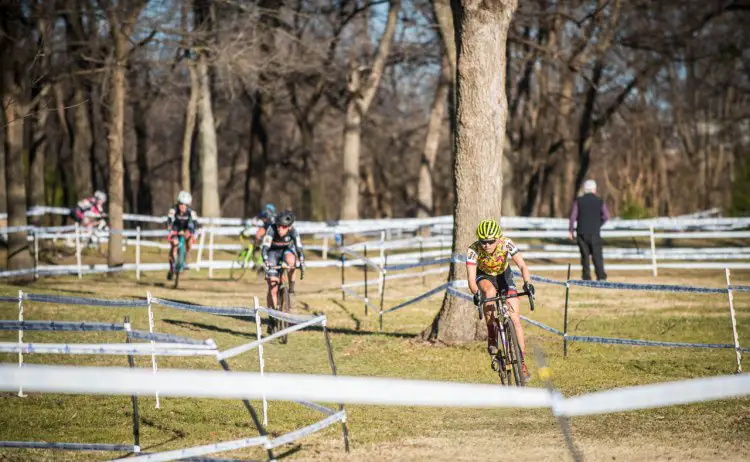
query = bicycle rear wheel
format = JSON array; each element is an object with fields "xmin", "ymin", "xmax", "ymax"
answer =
[
  {"xmin": 505, "ymin": 320, "xmax": 525, "ymax": 387},
  {"xmin": 173, "ymin": 240, "xmax": 185, "ymax": 289},
  {"xmin": 278, "ymin": 285, "xmax": 290, "ymax": 345},
  {"xmin": 230, "ymin": 250, "xmax": 249, "ymax": 281}
]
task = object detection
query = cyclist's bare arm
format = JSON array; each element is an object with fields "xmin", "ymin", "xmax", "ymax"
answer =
[
  {"xmin": 466, "ymin": 261, "xmax": 479, "ymax": 295},
  {"xmin": 511, "ymin": 252, "xmax": 531, "ymax": 283}
]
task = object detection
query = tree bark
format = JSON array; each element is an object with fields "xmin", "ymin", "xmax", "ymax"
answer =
[
  {"xmin": 70, "ymin": 84, "xmax": 93, "ymax": 198},
  {"xmin": 106, "ymin": 34, "xmax": 126, "ymax": 267},
  {"xmin": 423, "ymin": 0, "xmax": 517, "ymax": 343},
  {"xmin": 28, "ymin": 86, "xmax": 49, "ymax": 216},
  {"xmin": 194, "ymin": 4, "xmax": 220, "ymax": 218},
  {"xmin": 182, "ymin": 63, "xmax": 198, "ymax": 192},
  {"xmin": 3, "ymin": 90, "xmax": 34, "ymax": 271},
  {"xmin": 417, "ymin": 53, "xmax": 451, "ymax": 218},
  {"xmin": 339, "ymin": 0, "xmax": 401, "ymax": 220}
]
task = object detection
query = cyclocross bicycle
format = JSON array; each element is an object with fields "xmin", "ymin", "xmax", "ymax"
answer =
[
  {"xmin": 171, "ymin": 232, "xmax": 188, "ymax": 289},
  {"xmin": 478, "ymin": 290, "xmax": 535, "ymax": 387},
  {"xmin": 267, "ymin": 262, "xmax": 304, "ymax": 344},
  {"xmin": 230, "ymin": 232, "xmax": 263, "ymax": 281}
]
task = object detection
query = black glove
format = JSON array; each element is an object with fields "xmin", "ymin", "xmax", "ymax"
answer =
[
  {"xmin": 524, "ymin": 281, "xmax": 535, "ymax": 297},
  {"xmin": 472, "ymin": 292, "xmax": 481, "ymax": 306}
]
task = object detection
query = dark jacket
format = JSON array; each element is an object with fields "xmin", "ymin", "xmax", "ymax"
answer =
[{"xmin": 569, "ymin": 193, "xmax": 609, "ymax": 236}]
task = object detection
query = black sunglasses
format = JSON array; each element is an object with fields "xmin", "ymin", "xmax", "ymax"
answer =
[{"xmin": 480, "ymin": 239, "xmax": 496, "ymax": 246}]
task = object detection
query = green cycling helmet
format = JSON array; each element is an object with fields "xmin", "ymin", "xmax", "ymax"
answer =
[{"xmin": 476, "ymin": 219, "xmax": 502, "ymax": 240}]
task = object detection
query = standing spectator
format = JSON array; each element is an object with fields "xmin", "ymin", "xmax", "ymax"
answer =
[{"xmin": 568, "ymin": 179, "xmax": 609, "ymax": 281}]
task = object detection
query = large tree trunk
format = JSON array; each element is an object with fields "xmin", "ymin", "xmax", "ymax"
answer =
[
  {"xmin": 182, "ymin": 63, "xmax": 198, "ymax": 192},
  {"xmin": 70, "ymin": 84, "xmax": 93, "ymax": 198},
  {"xmin": 339, "ymin": 0, "xmax": 401, "ymax": 220},
  {"xmin": 423, "ymin": 0, "xmax": 517, "ymax": 344},
  {"xmin": 3, "ymin": 89, "xmax": 33, "ymax": 272},
  {"xmin": 106, "ymin": 38, "xmax": 126, "ymax": 267},
  {"xmin": 417, "ymin": 53, "xmax": 451, "ymax": 218},
  {"xmin": 28, "ymin": 86, "xmax": 49, "ymax": 219},
  {"xmin": 194, "ymin": 0, "xmax": 220, "ymax": 218}
]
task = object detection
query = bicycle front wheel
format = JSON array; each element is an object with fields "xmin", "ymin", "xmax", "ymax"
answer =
[
  {"xmin": 230, "ymin": 251, "xmax": 249, "ymax": 281},
  {"xmin": 505, "ymin": 320, "xmax": 525, "ymax": 387}
]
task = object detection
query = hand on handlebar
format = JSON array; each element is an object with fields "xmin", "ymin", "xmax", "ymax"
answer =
[
  {"xmin": 523, "ymin": 281, "xmax": 535, "ymax": 297},
  {"xmin": 472, "ymin": 292, "xmax": 481, "ymax": 306}
]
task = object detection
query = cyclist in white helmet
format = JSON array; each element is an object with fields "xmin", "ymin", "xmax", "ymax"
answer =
[
  {"xmin": 70, "ymin": 190, "xmax": 107, "ymax": 227},
  {"xmin": 166, "ymin": 191, "xmax": 200, "ymax": 280}
]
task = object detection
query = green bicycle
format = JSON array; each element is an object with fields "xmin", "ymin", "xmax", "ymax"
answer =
[{"xmin": 230, "ymin": 232, "xmax": 263, "ymax": 281}]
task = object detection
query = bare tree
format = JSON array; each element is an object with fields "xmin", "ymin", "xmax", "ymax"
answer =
[
  {"xmin": 423, "ymin": 0, "xmax": 517, "ymax": 343},
  {"xmin": 339, "ymin": 0, "xmax": 401, "ymax": 220},
  {"xmin": 99, "ymin": 0, "xmax": 149, "ymax": 267}
]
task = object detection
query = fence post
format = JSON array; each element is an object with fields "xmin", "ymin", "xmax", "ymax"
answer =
[
  {"xmin": 563, "ymin": 264, "xmax": 571, "ymax": 358},
  {"xmin": 725, "ymin": 268, "xmax": 742, "ymax": 373},
  {"xmin": 147, "ymin": 291, "xmax": 160, "ymax": 408},
  {"xmin": 135, "ymin": 226, "xmax": 141, "ymax": 281},
  {"xmin": 17, "ymin": 290, "xmax": 26, "ymax": 398},
  {"xmin": 420, "ymin": 237, "xmax": 426, "ymax": 287},
  {"xmin": 253, "ymin": 296, "xmax": 268, "ymax": 426},
  {"xmin": 379, "ymin": 254, "xmax": 388, "ymax": 332},
  {"xmin": 208, "ymin": 227, "xmax": 215, "ymax": 279},
  {"xmin": 364, "ymin": 245, "xmax": 369, "ymax": 315},
  {"xmin": 378, "ymin": 231, "xmax": 386, "ymax": 299},
  {"xmin": 75, "ymin": 223, "xmax": 82, "ymax": 280},
  {"xmin": 195, "ymin": 229, "xmax": 206, "ymax": 272},
  {"xmin": 124, "ymin": 316, "xmax": 141, "ymax": 451},
  {"xmin": 322, "ymin": 235, "xmax": 328, "ymax": 260},
  {"xmin": 33, "ymin": 230, "xmax": 39, "ymax": 281},
  {"xmin": 649, "ymin": 225, "xmax": 658, "ymax": 277},
  {"xmin": 322, "ymin": 319, "xmax": 351, "ymax": 453}
]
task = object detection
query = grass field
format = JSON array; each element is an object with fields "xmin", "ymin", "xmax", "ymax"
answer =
[{"xmin": 0, "ymin": 257, "xmax": 748, "ymax": 461}]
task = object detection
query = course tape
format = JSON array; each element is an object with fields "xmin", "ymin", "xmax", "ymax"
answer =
[
  {"xmin": 385, "ymin": 257, "xmax": 453, "ymax": 271},
  {"xmin": 262, "ymin": 307, "xmax": 318, "ymax": 325},
  {"xmin": 0, "ymin": 296, "xmax": 18, "ymax": 303},
  {"xmin": 265, "ymin": 410, "xmax": 346, "ymax": 449},
  {"xmin": 567, "ymin": 279, "xmax": 728, "ymax": 294},
  {"xmin": 118, "ymin": 436, "xmax": 267, "ymax": 462},
  {"xmin": 127, "ymin": 330, "xmax": 211, "ymax": 346},
  {"xmin": 731, "ymin": 285, "xmax": 750, "ymax": 293},
  {"xmin": 566, "ymin": 335, "xmax": 750, "ymax": 352},
  {"xmin": 445, "ymin": 287, "xmax": 741, "ymax": 349},
  {"xmin": 381, "ymin": 283, "xmax": 450, "ymax": 315},
  {"xmin": 554, "ymin": 373, "xmax": 750, "ymax": 417},
  {"xmin": 0, "ymin": 441, "xmax": 137, "ymax": 452},
  {"xmin": 24, "ymin": 293, "xmax": 149, "ymax": 308},
  {"xmin": 296, "ymin": 400, "xmax": 336, "ymax": 415},
  {"xmin": 217, "ymin": 316, "xmax": 327, "ymax": 360},
  {"xmin": 0, "ymin": 342, "xmax": 218, "ymax": 356},
  {"xmin": 0, "ymin": 321, "xmax": 125, "ymax": 332},
  {"xmin": 151, "ymin": 298, "xmax": 256, "ymax": 318},
  {"xmin": 0, "ymin": 364, "xmax": 553, "ymax": 408},
  {"xmin": 341, "ymin": 287, "xmax": 379, "ymax": 312}
]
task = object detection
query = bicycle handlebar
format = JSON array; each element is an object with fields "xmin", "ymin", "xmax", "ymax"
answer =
[{"xmin": 475, "ymin": 290, "xmax": 535, "ymax": 320}]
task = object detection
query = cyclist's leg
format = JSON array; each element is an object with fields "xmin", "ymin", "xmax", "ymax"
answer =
[
  {"xmin": 283, "ymin": 249, "xmax": 298, "ymax": 292},
  {"xmin": 265, "ymin": 249, "xmax": 282, "ymax": 308},
  {"xmin": 500, "ymin": 268, "xmax": 525, "ymax": 354},
  {"xmin": 476, "ymin": 274, "xmax": 498, "ymax": 353},
  {"xmin": 168, "ymin": 232, "xmax": 178, "ymax": 274}
]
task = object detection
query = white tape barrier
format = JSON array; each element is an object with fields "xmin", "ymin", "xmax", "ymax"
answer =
[
  {"xmin": 0, "ymin": 364, "xmax": 552, "ymax": 408},
  {"xmin": 1, "ymin": 365, "xmax": 747, "ymax": 417},
  {"xmin": 118, "ymin": 436, "xmax": 268, "ymax": 462},
  {"xmin": 217, "ymin": 316, "xmax": 327, "ymax": 360},
  {"xmin": 0, "ymin": 342, "xmax": 218, "ymax": 356}
]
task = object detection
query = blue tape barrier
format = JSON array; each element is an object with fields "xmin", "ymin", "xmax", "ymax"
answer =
[
  {"xmin": 0, "ymin": 321, "xmax": 125, "ymax": 332},
  {"xmin": 566, "ymin": 334, "xmax": 750, "ymax": 352},
  {"xmin": 510, "ymin": 270, "xmax": 568, "ymax": 287},
  {"xmin": 24, "ymin": 293, "xmax": 149, "ymax": 308},
  {"xmin": 382, "ymin": 282, "xmax": 450, "ymax": 315},
  {"xmin": 0, "ymin": 441, "xmax": 137, "ymax": 452},
  {"xmin": 0, "ymin": 296, "xmax": 19, "ymax": 303},
  {"xmin": 151, "ymin": 298, "xmax": 256, "ymax": 317},
  {"xmin": 445, "ymin": 286, "xmax": 744, "ymax": 351},
  {"xmin": 127, "ymin": 330, "xmax": 210, "ymax": 346},
  {"xmin": 567, "ymin": 279, "xmax": 728, "ymax": 294},
  {"xmin": 385, "ymin": 258, "xmax": 452, "ymax": 271},
  {"xmin": 731, "ymin": 285, "xmax": 750, "ymax": 293}
]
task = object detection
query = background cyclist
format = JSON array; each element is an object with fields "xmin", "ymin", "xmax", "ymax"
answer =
[
  {"xmin": 70, "ymin": 191, "xmax": 107, "ymax": 228},
  {"xmin": 166, "ymin": 191, "xmax": 200, "ymax": 280},
  {"xmin": 239, "ymin": 203, "xmax": 276, "ymax": 263},
  {"xmin": 261, "ymin": 210, "xmax": 305, "ymax": 314},
  {"xmin": 466, "ymin": 218, "xmax": 535, "ymax": 382}
]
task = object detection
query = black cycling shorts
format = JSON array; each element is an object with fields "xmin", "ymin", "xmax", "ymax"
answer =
[{"xmin": 476, "ymin": 267, "xmax": 517, "ymax": 295}]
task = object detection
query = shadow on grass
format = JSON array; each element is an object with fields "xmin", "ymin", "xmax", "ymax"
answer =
[
  {"xmin": 163, "ymin": 318, "xmax": 258, "ymax": 340},
  {"xmin": 329, "ymin": 299, "xmax": 362, "ymax": 331}
]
